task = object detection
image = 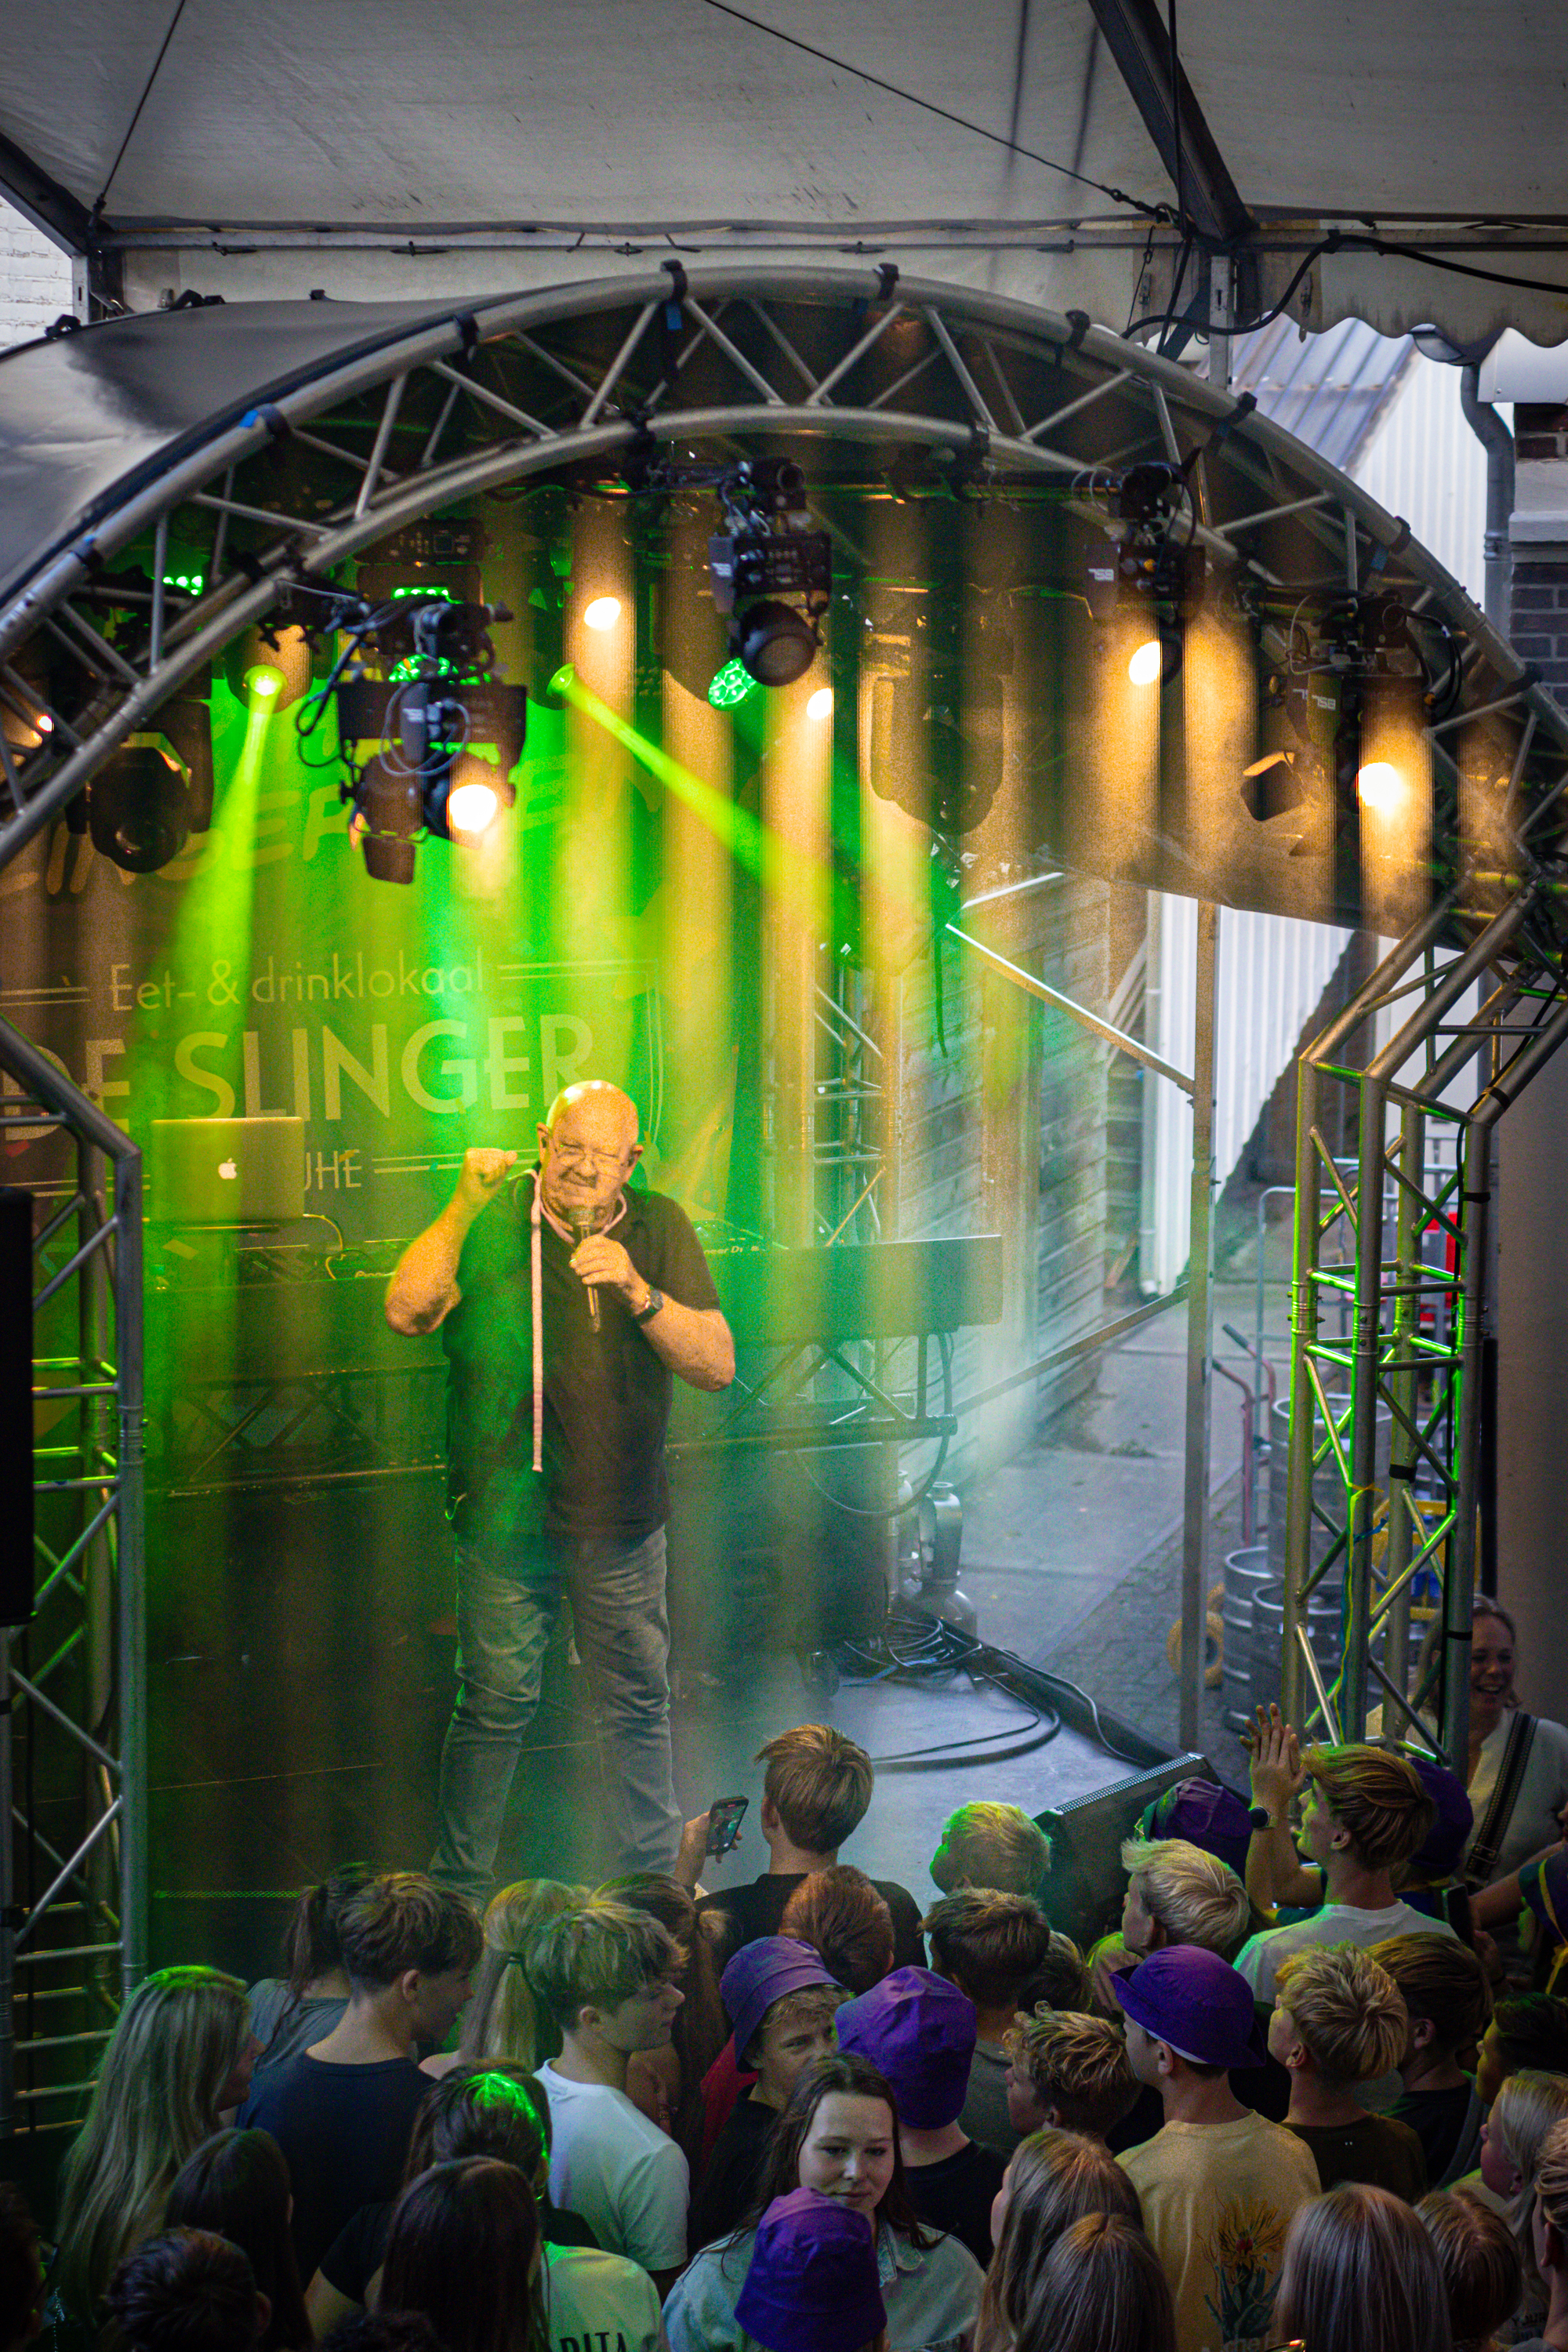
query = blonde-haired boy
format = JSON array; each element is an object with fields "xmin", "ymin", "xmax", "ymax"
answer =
[
  {"xmin": 1270, "ymin": 1941, "xmax": 1428, "ymax": 2197},
  {"xmin": 695, "ymin": 1722, "xmax": 925, "ymax": 1970},
  {"xmin": 1237, "ymin": 1737, "xmax": 1454, "ymax": 2002},
  {"xmin": 1120, "ymin": 1836, "xmax": 1251, "ymax": 1959},
  {"xmin": 533, "ymin": 1898, "xmax": 689, "ymax": 2289},
  {"xmin": 1004, "ymin": 2008, "xmax": 1140, "ymax": 2143},
  {"xmin": 930, "ymin": 1802, "xmax": 1052, "ymax": 1900}
]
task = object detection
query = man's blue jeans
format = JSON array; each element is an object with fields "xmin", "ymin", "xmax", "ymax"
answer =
[{"xmin": 430, "ymin": 1523, "xmax": 682, "ymax": 1900}]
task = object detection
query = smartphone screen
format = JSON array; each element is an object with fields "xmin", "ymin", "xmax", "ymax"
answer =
[{"xmin": 706, "ymin": 1795, "xmax": 748, "ymax": 1857}]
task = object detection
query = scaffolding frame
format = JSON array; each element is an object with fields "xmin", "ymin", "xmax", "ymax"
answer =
[
  {"xmin": 0, "ymin": 1016, "xmax": 144, "ymax": 2135},
  {"xmin": 1283, "ymin": 879, "xmax": 1568, "ymax": 1765}
]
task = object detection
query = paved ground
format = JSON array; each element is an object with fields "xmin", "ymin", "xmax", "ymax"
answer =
[
  {"xmin": 951, "ymin": 1211, "xmax": 1293, "ymax": 1791},
  {"xmin": 1039, "ymin": 1468, "xmax": 1250, "ymax": 1786}
]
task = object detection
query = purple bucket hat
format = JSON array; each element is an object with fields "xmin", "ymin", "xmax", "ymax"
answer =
[
  {"xmin": 1139, "ymin": 1777, "xmax": 1253, "ymax": 1881},
  {"xmin": 720, "ymin": 1936, "xmax": 840, "ymax": 2066},
  {"xmin": 1403, "ymin": 1751, "xmax": 1473, "ymax": 1881},
  {"xmin": 833, "ymin": 1965, "xmax": 978, "ymax": 2128},
  {"xmin": 1112, "ymin": 1944, "xmax": 1267, "ymax": 2068},
  {"xmin": 734, "ymin": 2188, "xmax": 886, "ymax": 2352}
]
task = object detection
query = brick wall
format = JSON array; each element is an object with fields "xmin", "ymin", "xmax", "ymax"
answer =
[
  {"xmin": 1510, "ymin": 404, "xmax": 1568, "ymax": 698},
  {"xmin": 0, "ymin": 196, "xmax": 74, "ymax": 351},
  {"xmin": 1511, "ymin": 555, "xmax": 1568, "ymax": 699}
]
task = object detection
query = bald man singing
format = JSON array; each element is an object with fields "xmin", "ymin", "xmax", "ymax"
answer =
[{"xmin": 387, "ymin": 1080, "xmax": 735, "ymax": 1889}]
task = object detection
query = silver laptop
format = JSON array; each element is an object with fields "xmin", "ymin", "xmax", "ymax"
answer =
[{"xmin": 148, "ymin": 1118, "xmax": 306, "ymax": 1226}]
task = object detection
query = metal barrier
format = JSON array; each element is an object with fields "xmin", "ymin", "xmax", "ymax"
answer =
[{"xmin": 0, "ymin": 1015, "xmax": 144, "ymax": 2134}]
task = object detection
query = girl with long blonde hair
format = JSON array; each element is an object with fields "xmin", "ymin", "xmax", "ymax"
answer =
[
  {"xmin": 53, "ymin": 1965, "xmax": 252, "ymax": 2323},
  {"xmin": 447, "ymin": 1881, "xmax": 580, "ymax": 2078},
  {"xmin": 1479, "ymin": 2067, "xmax": 1568, "ymax": 2338},
  {"xmin": 974, "ymin": 2126, "xmax": 1144, "ymax": 2352},
  {"xmin": 1275, "ymin": 2183, "xmax": 1454, "ymax": 2352}
]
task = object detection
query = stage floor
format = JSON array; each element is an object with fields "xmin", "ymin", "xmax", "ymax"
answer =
[{"xmin": 147, "ymin": 1558, "xmax": 1135, "ymax": 1984}]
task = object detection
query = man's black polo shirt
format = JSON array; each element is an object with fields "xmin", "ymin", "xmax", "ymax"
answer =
[{"xmin": 441, "ymin": 1174, "xmax": 720, "ymax": 1544}]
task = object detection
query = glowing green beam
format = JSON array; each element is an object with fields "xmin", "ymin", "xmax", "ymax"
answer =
[{"xmin": 550, "ymin": 663, "xmax": 781, "ymax": 889}]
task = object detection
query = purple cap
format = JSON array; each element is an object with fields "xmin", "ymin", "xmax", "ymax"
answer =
[
  {"xmin": 720, "ymin": 1937, "xmax": 840, "ymax": 2067},
  {"xmin": 1523, "ymin": 1847, "xmax": 1568, "ymax": 1947},
  {"xmin": 1141, "ymin": 1777, "xmax": 1253, "ymax": 1881},
  {"xmin": 833, "ymin": 1965, "xmax": 978, "ymax": 2128},
  {"xmin": 734, "ymin": 2189, "xmax": 886, "ymax": 2352},
  {"xmin": 1404, "ymin": 1752, "xmax": 1473, "ymax": 1882},
  {"xmin": 1112, "ymin": 1944, "xmax": 1267, "ymax": 2069}
]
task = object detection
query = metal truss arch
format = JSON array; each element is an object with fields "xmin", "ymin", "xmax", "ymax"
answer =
[{"xmin": 3, "ymin": 263, "xmax": 1568, "ymax": 881}]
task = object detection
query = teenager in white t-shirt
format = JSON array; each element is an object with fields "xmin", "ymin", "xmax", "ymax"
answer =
[
  {"xmin": 1237, "ymin": 1731, "xmax": 1454, "ymax": 2003},
  {"xmin": 540, "ymin": 2244, "xmax": 666, "ymax": 2352},
  {"xmin": 531, "ymin": 1898, "xmax": 690, "ymax": 2292}
]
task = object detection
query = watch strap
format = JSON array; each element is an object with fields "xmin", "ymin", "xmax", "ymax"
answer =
[{"xmin": 634, "ymin": 1287, "xmax": 664, "ymax": 1324}]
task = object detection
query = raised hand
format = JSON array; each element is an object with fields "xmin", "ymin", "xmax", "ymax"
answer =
[
  {"xmin": 455, "ymin": 1146, "xmax": 518, "ymax": 1214},
  {"xmin": 1246, "ymin": 1702, "xmax": 1306, "ymax": 1820}
]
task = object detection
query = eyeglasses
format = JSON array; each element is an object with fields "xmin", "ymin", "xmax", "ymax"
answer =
[{"xmin": 548, "ymin": 1143, "xmax": 628, "ymax": 1171}]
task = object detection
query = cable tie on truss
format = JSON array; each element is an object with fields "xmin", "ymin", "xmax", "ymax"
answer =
[
  {"xmin": 240, "ymin": 403, "xmax": 290, "ymax": 440},
  {"xmin": 1197, "ymin": 389, "xmax": 1256, "ymax": 463}
]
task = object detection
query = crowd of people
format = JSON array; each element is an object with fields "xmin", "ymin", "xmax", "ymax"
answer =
[{"xmin": 12, "ymin": 1598, "xmax": 1568, "ymax": 2352}]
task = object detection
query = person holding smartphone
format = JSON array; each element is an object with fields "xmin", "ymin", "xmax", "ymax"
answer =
[{"xmin": 386, "ymin": 1079, "xmax": 735, "ymax": 1893}]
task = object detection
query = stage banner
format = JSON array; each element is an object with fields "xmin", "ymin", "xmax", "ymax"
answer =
[{"xmin": 0, "ymin": 688, "xmax": 745, "ymax": 1247}]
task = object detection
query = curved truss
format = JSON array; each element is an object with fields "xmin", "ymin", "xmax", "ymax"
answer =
[{"xmin": 2, "ymin": 263, "xmax": 1566, "ymax": 883}]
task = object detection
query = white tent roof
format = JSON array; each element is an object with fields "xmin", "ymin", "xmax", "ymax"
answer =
[{"xmin": 2, "ymin": 2, "xmax": 1567, "ymax": 343}]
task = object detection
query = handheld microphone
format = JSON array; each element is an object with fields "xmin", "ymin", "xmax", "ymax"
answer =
[{"xmin": 567, "ymin": 1210, "xmax": 601, "ymax": 1331}]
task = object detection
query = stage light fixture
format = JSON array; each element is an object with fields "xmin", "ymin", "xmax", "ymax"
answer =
[
  {"xmin": 1236, "ymin": 590, "xmax": 1454, "ymax": 877},
  {"xmin": 583, "ymin": 596, "xmax": 622, "ymax": 632},
  {"xmin": 292, "ymin": 586, "xmax": 526, "ymax": 884},
  {"xmin": 735, "ymin": 599, "xmax": 818, "ymax": 688},
  {"xmin": 228, "ymin": 621, "xmax": 314, "ymax": 712},
  {"xmin": 348, "ymin": 753, "xmax": 421, "ymax": 887},
  {"xmin": 434, "ymin": 751, "xmax": 517, "ymax": 847},
  {"xmin": 1355, "ymin": 758, "xmax": 1406, "ymax": 815},
  {"xmin": 807, "ymin": 686, "xmax": 833, "ymax": 720},
  {"xmin": 708, "ymin": 459, "xmax": 831, "ymax": 688},
  {"xmin": 87, "ymin": 744, "xmax": 191, "ymax": 873},
  {"xmin": 707, "ymin": 656, "xmax": 757, "ymax": 710},
  {"xmin": 1240, "ymin": 749, "xmax": 1308, "ymax": 824},
  {"xmin": 1086, "ymin": 461, "xmax": 1205, "ymax": 686}
]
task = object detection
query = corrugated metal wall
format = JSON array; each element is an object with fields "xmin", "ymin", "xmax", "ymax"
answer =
[
  {"xmin": 1147, "ymin": 898, "xmax": 1353, "ymax": 1294},
  {"xmin": 1349, "ymin": 352, "xmax": 1494, "ymax": 612},
  {"xmin": 895, "ymin": 875, "xmax": 1111, "ymax": 1472},
  {"xmin": 1145, "ymin": 351, "xmax": 1493, "ymax": 1291}
]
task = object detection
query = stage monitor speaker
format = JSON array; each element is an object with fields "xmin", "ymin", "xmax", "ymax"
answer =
[
  {"xmin": 0, "ymin": 1189, "xmax": 35, "ymax": 1626},
  {"xmin": 1035, "ymin": 1751, "xmax": 1212, "ymax": 1951}
]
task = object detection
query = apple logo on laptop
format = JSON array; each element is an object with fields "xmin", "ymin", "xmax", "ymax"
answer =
[{"xmin": 218, "ymin": 1158, "xmax": 238, "ymax": 1181}]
